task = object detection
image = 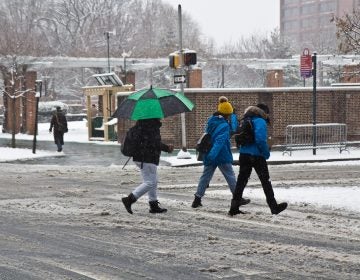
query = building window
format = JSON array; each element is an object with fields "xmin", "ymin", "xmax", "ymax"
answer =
[
  {"xmin": 283, "ymin": 20, "xmax": 299, "ymax": 31},
  {"xmin": 301, "ymin": 3, "xmax": 317, "ymax": 15},
  {"xmin": 284, "ymin": 7, "xmax": 300, "ymax": 19},
  {"xmin": 320, "ymin": 1, "xmax": 336, "ymax": 13},
  {"xmin": 284, "ymin": 0, "xmax": 298, "ymax": 5},
  {"xmin": 301, "ymin": 17, "xmax": 318, "ymax": 29}
]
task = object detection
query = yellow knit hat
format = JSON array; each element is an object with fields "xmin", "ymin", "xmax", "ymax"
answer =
[{"xmin": 218, "ymin": 101, "xmax": 233, "ymax": 115}]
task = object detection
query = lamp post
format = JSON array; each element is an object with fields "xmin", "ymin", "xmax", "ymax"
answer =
[
  {"xmin": 10, "ymin": 62, "xmax": 17, "ymax": 148},
  {"xmin": 176, "ymin": 4, "xmax": 191, "ymax": 159},
  {"xmin": 32, "ymin": 80, "xmax": 42, "ymax": 154},
  {"xmin": 104, "ymin": 30, "xmax": 116, "ymax": 73}
]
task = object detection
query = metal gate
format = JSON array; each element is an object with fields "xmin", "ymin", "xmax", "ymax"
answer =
[{"xmin": 283, "ymin": 123, "xmax": 347, "ymax": 155}]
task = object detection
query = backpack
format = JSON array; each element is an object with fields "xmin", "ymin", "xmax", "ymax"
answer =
[
  {"xmin": 196, "ymin": 133, "xmax": 212, "ymax": 161},
  {"xmin": 234, "ymin": 117, "xmax": 254, "ymax": 147},
  {"xmin": 121, "ymin": 125, "xmax": 142, "ymax": 157},
  {"xmin": 196, "ymin": 133, "xmax": 212, "ymax": 154},
  {"xmin": 196, "ymin": 123, "xmax": 226, "ymax": 161}
]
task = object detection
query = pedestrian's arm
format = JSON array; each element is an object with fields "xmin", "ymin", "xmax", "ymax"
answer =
[
  {"xmin": 49, "ymin": 116, "xmax": 55, "ymax": 131},
  {"xmin": 160, "ymin": 143, "xmax": 173, "ymax": 153},
  {"xmin": 207, "ymin": 125, "xmax": 228, "ymax": 162},
  {"xmin": 254, "ymin": 119, "xmax": 270, "ymax": 159}
]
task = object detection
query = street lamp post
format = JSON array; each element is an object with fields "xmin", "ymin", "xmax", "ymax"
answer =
[
  {"xmin": 32, "ymin": 80, "xmax": 42, "ymax": 154},
  {"xmin": 176, "ymin": 4, "xmax": 191, "ymax": 159},
  {"xmin": 104, "ymin": 30, "xmax": 116, "ymax": 73}
]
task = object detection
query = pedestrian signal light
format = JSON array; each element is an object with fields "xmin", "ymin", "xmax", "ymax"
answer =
[
  {"xmin": 183, "ymin": 50, "xmax": 197, "ymax": 66},
  {"xmin": 169, "ymin": 52, "xmax": 180, "ymax": 69}
]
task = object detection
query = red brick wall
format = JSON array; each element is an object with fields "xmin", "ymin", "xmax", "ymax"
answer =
[{"xmin": 117, "ymin": 87, "xmax": 360, "ymax": 148}]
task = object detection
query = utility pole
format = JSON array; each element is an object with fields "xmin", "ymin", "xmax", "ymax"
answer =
[
  {"xmin": 11, "ymin": 62, "xmax": 16, "ymax": 148},
  {"xmin": 104, "ymin": 30, "xmax": 116, "ymax": 73},
  {"xmin": 177, "ymin": 4, "xmax": 191, "ymax": 158},
  {"xmin": 32, "ymin": 80, "xmax": 42, "ymax": 154},
  {"xmin": 312, "ymin": 52, "xmax": 317, "ymax": 155}
]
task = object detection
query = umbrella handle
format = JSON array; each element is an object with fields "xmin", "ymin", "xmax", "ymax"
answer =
[{"xmin": 122, "ymin": 156, "xmax": 132, "ymax": 169}]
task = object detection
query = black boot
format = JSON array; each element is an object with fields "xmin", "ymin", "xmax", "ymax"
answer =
[
  {"xmin": 268, "ymin": 198, "xmax": 288, "ymax": 215},
  {"xmin": 271, "ymin": 202, "xmax": 288, "ymax": 215},
  {"xmin": 228, "ymin": 198, "xmax": 251, "ymax": 216},
  {"xmin": 149, "ymin": 200, "xmax": 167, "ymax": 213},
  {"xmin": 191, "ymin": 195, "xmax": 202, "ymax": 208},
  {"xmin": 122, "ymin": 193, "xmax": 137, "ymax": 214}
]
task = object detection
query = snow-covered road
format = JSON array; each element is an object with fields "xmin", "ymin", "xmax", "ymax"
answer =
[{"xmin": 0, "ymin": 162, "xmax": 359, "ymax": 279}]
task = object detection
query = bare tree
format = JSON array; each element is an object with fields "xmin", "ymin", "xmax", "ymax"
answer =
[{"xmin": 336, "ymin": 11, "xmax": 360, "ymax": 54}]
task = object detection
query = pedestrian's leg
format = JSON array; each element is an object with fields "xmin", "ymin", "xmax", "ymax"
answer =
[
  {"xmin": 233, "ymin": 154, "xmax": 252, "ymax": 200},
  {"xmin": 132, "ymin": 162, "xmax": 157, "ymax": 199},
  {"xmin": 59, "ymin": 132, "xmax": 64, "ymax": 151},
  {"xmin": 192, "ymin": 165, "xmax": 216, "ymax": 208},
  {"xmin": 145, "ymin": 165, "xmax": 167, "ymax": 213},
  {"xmin": 218, "ymin": 163, "xmax": 237, "ymax": 193},
  {"xmin": 229, "ymin": 154, "xmax": 252, "ymax": 216},
  {"xmin": 55, "ymin": 137, "xmax": 62, "ymax": 152},
  {"xmin": 253, "ymin": 157, "xmax": 287, "ymax": 214}
]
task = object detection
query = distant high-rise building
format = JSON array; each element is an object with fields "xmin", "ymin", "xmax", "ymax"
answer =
[{"xmin": 280, "ymin": 0, "xmax": 360, "ymax": 53}]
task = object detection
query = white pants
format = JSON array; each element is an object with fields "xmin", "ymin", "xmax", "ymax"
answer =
[{"xmin": 132, "ymin": 162, "xmax": 158, "ymax": 202}]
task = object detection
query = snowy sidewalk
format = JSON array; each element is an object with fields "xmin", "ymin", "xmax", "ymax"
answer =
[
  {"xmin": 1, "ymin": 120, "xmax": 360, "ymax": 165},
  {"xmin": 163, "ymin": 146, "xmax": 360, "ymax": 167}
]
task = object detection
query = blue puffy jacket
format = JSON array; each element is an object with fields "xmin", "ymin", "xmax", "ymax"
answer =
[
  {"xmin": 229, "ymin": 113, "xmax": 239, "ymax": 135},
  {"xmin": 203, "ymin": 114, "xmax": 233, "ymax": 166},
  {"xmin": 239, "ymin": 107, "xmax": 270, "ymax": 159}
]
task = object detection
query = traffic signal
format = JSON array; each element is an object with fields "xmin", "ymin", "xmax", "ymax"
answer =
[
  {"xmin": 169, "ymin": 52, "xmax": 180, "ymax": 69},
  {"xmin": 183, "ymin": 50, "xmax": 197, "ymax": 66}
]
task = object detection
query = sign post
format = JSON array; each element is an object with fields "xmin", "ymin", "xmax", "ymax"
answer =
[{"xmin": 300, "ymin": 48, "xmax": 312, "ymax": 82}]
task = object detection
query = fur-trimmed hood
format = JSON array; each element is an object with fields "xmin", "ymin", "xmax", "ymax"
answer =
[{"xmin": 243, "ymin": 106, "xmax": 269, "ymax": 121}]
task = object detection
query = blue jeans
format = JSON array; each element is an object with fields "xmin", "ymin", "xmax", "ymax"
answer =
[{"xmin": 195, "ymin": 163, "xmax": 236, "ymax": 198}]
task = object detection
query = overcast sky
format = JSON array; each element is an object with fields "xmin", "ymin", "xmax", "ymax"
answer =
[{"xmin": 163, "ymin": 0, "xmax": 280, "ymax": 46}]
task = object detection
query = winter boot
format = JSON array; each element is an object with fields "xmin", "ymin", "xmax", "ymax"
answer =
[
  {"xmin": 271, "ymin": 202, "xmax": 288, "ymax": 215},
  {"xmin": 228, "ymin": 198, "xmax": 251, "ymax": 216},
  {"xmin": 122, "ymin": 193, "xmax": 137, "ymax": 214},
  {"xmin": 267, "ymin": 198, "xmax": 288, "ymax": 215},
  {"xmin": 149, "ymin": 200, "xmax": 167, "ymax": 213},
  {"xmin": 191, "ymin": 195, "xmax": 202, "ymax": 208}
]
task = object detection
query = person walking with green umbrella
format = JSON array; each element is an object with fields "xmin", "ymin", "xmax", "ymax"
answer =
[
  {"xmin": 116, "ymin": 87, "xmax": 194, "ymax": 214},
  {"xmin": 121, "ymin": 118, "xmax": 174, "ymax": 214}
]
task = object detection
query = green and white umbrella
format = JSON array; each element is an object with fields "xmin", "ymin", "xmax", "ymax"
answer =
[{"xmin": 113, "ymin": 86, "xmax": 194, "ymax": 120}]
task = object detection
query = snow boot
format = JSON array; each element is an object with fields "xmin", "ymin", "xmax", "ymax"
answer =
[
  {"xmin": 149, "ymin": 200, "xmax": 167, "ymax": 213},
  {"xmin": 191, "ymin": 195, "xmax": 202, "ymax": 208},
  {"xmin": 268, "ymin": 198, "xmax": 288, "ymax": 215},
  {"xmin": 271, "ymin": 202, "xmax": 288, "ymax": 215},
  {"xmin": 122, "ymin": 193, "xmax": 137, "ymax": 214},
  {"xmin": 228, "ymin": 198, "xmax": 251, "ymax": 216}
]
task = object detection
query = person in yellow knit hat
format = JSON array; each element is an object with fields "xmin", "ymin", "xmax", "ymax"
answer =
[{"xmin": 192, "ymin": 97, "xmax": 250, "ymax": 211}]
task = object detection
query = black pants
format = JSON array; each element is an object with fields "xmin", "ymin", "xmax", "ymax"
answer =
[{"xmin": 233, "ymin": 154, "xmax": 275, "ymax": 205}]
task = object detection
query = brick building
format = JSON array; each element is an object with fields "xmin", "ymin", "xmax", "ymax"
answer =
[{"xmin": 280, "ymin": 0, "xmax": 360, "ymax": 51}]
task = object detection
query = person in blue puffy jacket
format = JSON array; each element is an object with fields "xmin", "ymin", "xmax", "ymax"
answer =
[
  {"xmin": 192, "ymin": 99, "xmax": 250, "ymax": 209},
  {"xmin": 229, "ymin": 103, "xmax": 288, "ymax": 216}
]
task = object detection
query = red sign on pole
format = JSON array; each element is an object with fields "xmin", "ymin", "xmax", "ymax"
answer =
[{"xmin": 300, "ymin": 48, "xmax": 312, "ymax": 78}]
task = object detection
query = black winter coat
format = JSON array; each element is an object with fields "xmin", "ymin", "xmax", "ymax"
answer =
[{"xmin": 132, "ymin": 119, "xmax": 171, "ymax": 165}]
